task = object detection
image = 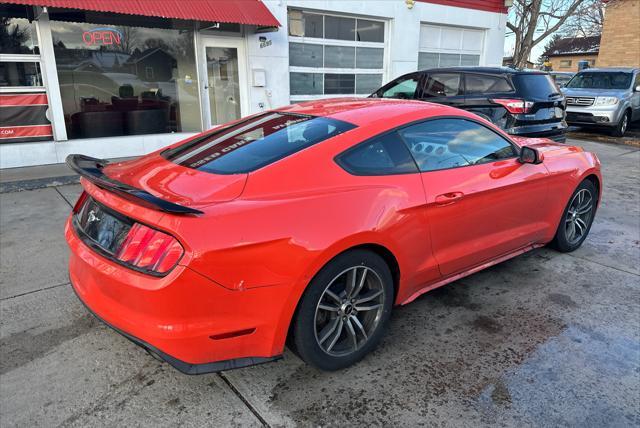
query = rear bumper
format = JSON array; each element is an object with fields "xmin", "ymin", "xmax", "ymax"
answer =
[
  {"xmin": 65, "ymin": 216, "xmax": 288, "ymax": 374},
  {"xmin": 506, "ymin": 122, "xmax": 567, "ymax": 142},
  {"xmin": 515, "ymin": 130, "xmax": 567, "ymax": 143},
  {"xmin": 71, "ymin": 282, "xmax": 280, "ymax": 374}
]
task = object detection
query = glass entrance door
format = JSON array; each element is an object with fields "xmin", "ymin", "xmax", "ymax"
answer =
[{"xmin": 201, "ymin": 38, "xmax": 247, "ymax": 129}]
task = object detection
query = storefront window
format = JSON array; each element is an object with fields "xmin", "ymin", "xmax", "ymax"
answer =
[
  {"xmin": 50, "ymin": 21, "xmax": 200, "ymax": 139},
  {"xmin": 0, "ymin": 61, "xmax": 42, "ymax": 87},
  {"xmin": 1, "ymin": 7, "xmax": 51, "ymax": 145},
  {"xmin": 287, "ymin": 10, "xmax": 385, "ymax": 102}
]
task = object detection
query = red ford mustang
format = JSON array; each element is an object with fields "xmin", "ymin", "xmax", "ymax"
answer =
[{"xmin": 65, "ymin": 98, "xmax": 601, "ymax": 373}]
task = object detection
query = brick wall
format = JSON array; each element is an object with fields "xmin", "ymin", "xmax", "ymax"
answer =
[
  {"xmin": 548, "ymin": 54, "xmax": 598, "ymax": 72},
  {"xmin": 597, "ymin": 0, "xmax": 640, "ymax": 67}
]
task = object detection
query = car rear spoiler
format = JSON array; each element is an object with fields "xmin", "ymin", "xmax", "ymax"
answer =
[{"xmin": 65, "ymin": 154, "xmax": 203, "ymax": 215}]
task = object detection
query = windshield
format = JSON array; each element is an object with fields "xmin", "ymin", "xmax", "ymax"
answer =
[
  {"xmin": 566, "ymin": 72, "xmax": 632, "ymax": 90},
  {"xmin": 162, "ymin": 112, "xmax": 356, "ymax": 174}
]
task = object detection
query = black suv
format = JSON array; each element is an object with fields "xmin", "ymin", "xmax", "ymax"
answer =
[{"xmin": 371, "ymin": 67, "xmax": 567, "ymax": 142}]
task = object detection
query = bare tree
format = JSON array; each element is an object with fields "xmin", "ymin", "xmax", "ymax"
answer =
[
  {"xmin": 507, "ymin": 0, "xmax": 587, "ymax": 68},
  {"xmin": 562, "ymin": 0, "xmax": 606, "ymax": 37},
  {"xmin": 120, "ymin": 26, "xmax": 139, "ymax": 54}
]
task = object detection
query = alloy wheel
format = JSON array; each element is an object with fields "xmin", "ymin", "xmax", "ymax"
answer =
[
  {"xmin": 621, "ymin": 114, "xmax": 628, "ymax": 134},
  {"xmin": 313, "ymin": 266, "xmax": 386, "ymax": 357},
  {"xmin": 565, "ymin": 188, "xmax": 593, "ymax": 245}
]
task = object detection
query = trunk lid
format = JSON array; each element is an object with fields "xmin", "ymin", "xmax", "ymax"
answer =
[{"xmin": 102, "ymin": 154, "xmax": 248, "ymax": 209}]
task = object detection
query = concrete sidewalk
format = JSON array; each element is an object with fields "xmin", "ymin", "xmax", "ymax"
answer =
[
  {"xmin": 0, "ymin": 163, "xmax": 79, "ymax": 193},
  {"xmin": 0, "ymin": 156, "xmax": 134, "ymax": 193},
  {"xmin": 1, "ymin": 139, "xmax": 639, "ymax": 427}
]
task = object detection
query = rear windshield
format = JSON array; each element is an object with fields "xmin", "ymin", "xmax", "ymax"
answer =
[
  {"xmin": 512, "ymin": 74, "xmax": 560, "ymax": 97},
  {"xmin": 162, "ymin": 112, "xmax": 356, "ymax": 174},
  {"xmin": 565, "ymin": 72, "xmax": 633, "ymax": 90}
]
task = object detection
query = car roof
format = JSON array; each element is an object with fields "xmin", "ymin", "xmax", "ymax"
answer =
[
  {"xmin": 415, "ymin": 66, "xmax": 548, "ymax": 75},
  {"xmin": 576, "ymin": 67, "xmax": 639, "ymax": 73},
  {"xmin": 277, "ymin": 97, "xmax": 475, "ymax": 127}
]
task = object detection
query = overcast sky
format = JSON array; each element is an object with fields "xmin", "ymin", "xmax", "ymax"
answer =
[
  {"xmin": 503, "ymin": 3, "xmax": 569, "ymax": 65},
  {"xmin": 504, "ymin": 32, "xmax": 551, "ymax": 64}
]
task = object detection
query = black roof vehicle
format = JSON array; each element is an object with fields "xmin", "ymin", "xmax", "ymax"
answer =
[{"xmin": 371, "ymin": 67, "xmax": 567, "ymax": 142}]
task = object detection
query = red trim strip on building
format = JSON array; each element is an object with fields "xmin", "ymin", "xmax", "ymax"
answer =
[
  {"xmin": 3, "ymin": 0, "xmax": 281, "ymax": 27},
  {"xmin": 0, "ymin": 94, "xmax": 49, "ymax": 106},
  {"xmin": 417, "ymin": 0, "xmax": 508, "ymax": 14},
  {"xmin": 0, "ymin": 125, "xmax": 53, "ymax": 140}
]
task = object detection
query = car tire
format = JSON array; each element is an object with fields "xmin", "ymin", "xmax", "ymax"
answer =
[
  {"xmin": 550, "ymin": 179, "xmax": 598, "ymax": 252},
  {"xmin": 611, "ymin": 110, "xmax": 630, "ymax": 137},
  {"xmin": 290, "ymin": 249, "xmax": 394, "ymax": 371}
]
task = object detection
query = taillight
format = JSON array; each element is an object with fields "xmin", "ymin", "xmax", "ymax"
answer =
[
  {"xmin": 490, "ymin": 98, "xmax": 534, "ymax": 114},
  {"xmin": 115, "ymin": 223, "xmax": 184, "ymax": 274},
  {"xmin": 73, "ymin": 191, "xmax": 89, "ymax": 213}
]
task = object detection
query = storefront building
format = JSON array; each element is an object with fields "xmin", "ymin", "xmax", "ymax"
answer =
[{"xmin": 1, "ymin": 0, "xmax": 508, "ymax": 168}]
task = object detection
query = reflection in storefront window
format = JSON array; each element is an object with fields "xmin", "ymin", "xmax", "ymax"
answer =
[
  {"xmin": 0, "ymin": 62, "xmax": 43, "ymax": 87},
  {"xmin": 0, "ymin": 16, "xmax": 39, "ymax": 55},
  {"xmin": 50, "ymin": 21, "xmax": 200, "ymax": 139}
]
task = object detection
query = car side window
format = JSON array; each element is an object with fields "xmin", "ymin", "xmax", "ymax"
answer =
[
  {"xmin": 421, "ymin": 73, "xmax": 461, "ymax": 97},
  {"xmin": 398, "ymin": 118, "xmax": 517, "ymax": 172},
  {"xmin": 337, "ymin": 131, "xmax": 418, "ymax": 175},
  {"xmin": 465, "ymin": 74, "xmax": 513, "ymax": 95},
  {"xmin": 379, "ymin": 75, "xmax": 420, "ymax": 99}
]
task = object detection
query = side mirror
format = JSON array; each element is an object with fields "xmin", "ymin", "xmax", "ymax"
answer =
[
  {"xmin": 635, "ymin": 85, "xmax": 640, "ymax": 92},
  {"xmin": 519, "ymin": 146, "xmax": 543, "ymax": 164}
]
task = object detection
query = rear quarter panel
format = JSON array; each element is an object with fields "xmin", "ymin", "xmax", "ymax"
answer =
[{"xmin": 166, "ymin": 124, "xmax": 438, "ymax": 296}]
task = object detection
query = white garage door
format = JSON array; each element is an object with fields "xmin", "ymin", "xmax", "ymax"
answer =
[{"xmin": 418, "ymin": 24, "xmax": 484, "ymax": 70}]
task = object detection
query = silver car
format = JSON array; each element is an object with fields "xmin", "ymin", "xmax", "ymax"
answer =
[{"xmin": 562, "ymin": 67, "xmax": 640, "ymax": 137}]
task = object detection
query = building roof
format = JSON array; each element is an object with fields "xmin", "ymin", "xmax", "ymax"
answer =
[
  {"xmin": 3, "ymin": 0, "xmax": 281, "ymax": 27},
  {"xmin": 545, "ymin": 36, "xmax": 601, "ymax": 57},
  {"xmin": 576, "ymin": 67, "xmax": 640, "ymax": 72}
]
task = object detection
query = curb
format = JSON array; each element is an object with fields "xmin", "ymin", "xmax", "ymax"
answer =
[{"xmin": 0, "ymin": 175, "xmax": 80, "ymax": 194}]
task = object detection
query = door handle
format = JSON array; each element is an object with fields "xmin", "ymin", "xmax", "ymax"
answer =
[{"xmin": 435, "ymin": 192, "xmax": 464, "ymax": 206}]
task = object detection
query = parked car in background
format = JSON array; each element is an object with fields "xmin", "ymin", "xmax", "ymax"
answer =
[
  {"xmin": 371, "ymin": 67, "xmax": 567, "ymax": 142},
  {"xmin": 549, "ymin": 71, "xmax": 575, "ymax": 88},
  {"xmin": 562, "ymin": 68, "xmax": 640, "ymax": 137}
]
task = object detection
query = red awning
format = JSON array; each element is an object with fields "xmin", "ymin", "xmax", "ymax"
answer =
[{"xmin": 4, "ymin": 0, "xmax": 280, "ymax": 27}]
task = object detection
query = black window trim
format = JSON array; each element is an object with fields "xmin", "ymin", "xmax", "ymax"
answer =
[
  {"xmin": 418, "ymin": 72, "xmax": 464, "ymax": 99},
  {"xmin": 334, "ymin": 129, "xmax": 421, "ymax": 176},
  {"xmin": 335, "ymin": 115, "xmax": 521, "ymax": 176},
  {"xmin": 463, "ymin": 72, "xmax": 515, "ymax": 96},
  {"xmin": 372, "ymin": 72, "xmax": 421, "ymax": 99}
]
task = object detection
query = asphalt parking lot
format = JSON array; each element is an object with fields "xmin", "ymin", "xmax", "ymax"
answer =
[{"xmin": 1, "ymin": 138, "xmax": 638, "ymax": 427}]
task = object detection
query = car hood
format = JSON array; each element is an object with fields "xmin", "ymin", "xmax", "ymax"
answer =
[
  {"xmin": 103, "ymin": 153, "xmax": 247, "ymax": 208},
  {"xmin": 562, "ymin": 87, "xmax": 626, "ymax": 97}
]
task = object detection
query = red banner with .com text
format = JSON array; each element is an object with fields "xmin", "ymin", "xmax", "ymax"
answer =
[{"xmin": 0, "ymin": 93, "xmax": 53, "ymax": 143}]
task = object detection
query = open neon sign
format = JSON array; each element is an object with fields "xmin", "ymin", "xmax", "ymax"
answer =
[{"xmin": 82, "ymin": 28, "xmax": 124, "ymax": 47}]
